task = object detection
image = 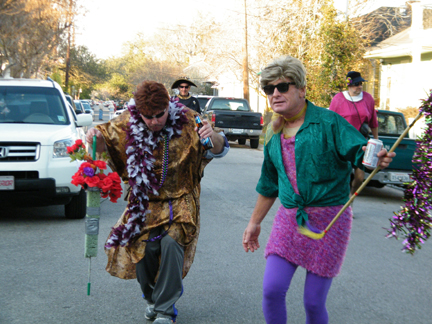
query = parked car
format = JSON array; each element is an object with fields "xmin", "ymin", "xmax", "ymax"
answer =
[
  {"xmin": 197, "ymin": 95, "xmax": 214, "ymax": 110},
  {"xmin": 363, "ymin": 110, "xmax": 417, "ymax": 188},
  {"xmin": 81, "ymin": 101, "xmax": 94, "ymax": 120},
  {"xmin": 65, "ymin": 94, "xmax": 81, "ymax": 115},
  {"xmin": 0, "ymin": 77, "xmax": 93, "ymax": 218},
  {"xmin": 74, "ymin": 100, "xmax": 85, "ymax": 115},
  {"xmin": 202, "ymin": 97, "xmax": 263, "ymax": 149},
  {"xmin": 66, "ymin": 101, "xmax": 86, "ymax": 143},
  {"xmin": 113, "ymin": 107, "xmax": 126, "ymax": 118}
]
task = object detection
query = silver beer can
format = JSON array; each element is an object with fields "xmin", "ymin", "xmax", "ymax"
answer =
[{"xmin": 362, "ymin": 138, "xmax": 383, "ymax": 168}]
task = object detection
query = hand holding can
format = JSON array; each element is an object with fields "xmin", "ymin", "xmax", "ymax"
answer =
[
  {"xmin": 362, "ymin": 139, "xmax": 383, "ymax": 168},
  {"xmin": 195, "ymin": 115, "xmax": 214, "ymax": 150}
]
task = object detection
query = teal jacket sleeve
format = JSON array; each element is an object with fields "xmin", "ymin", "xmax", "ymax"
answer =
[{"xmin": 256, "ymin": 137, "xmax": 279, "ymax": 197}]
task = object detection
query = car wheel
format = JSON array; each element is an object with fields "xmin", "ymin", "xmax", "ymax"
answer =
[
  {"xmin": 250, "ymin": 138, "xmax": 259, "ymax": 149},
  {"xmin": 238, "ymin": 138, "xmax": 246, "ymax": 145},
  {"xmin": 65, "ymin": 188, "xmax": 87, "ymax": 219}
]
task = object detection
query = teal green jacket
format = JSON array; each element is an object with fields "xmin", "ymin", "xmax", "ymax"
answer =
[{"xmin": 256, "ymin": 101, "xmax": 368, "ymax": 226}]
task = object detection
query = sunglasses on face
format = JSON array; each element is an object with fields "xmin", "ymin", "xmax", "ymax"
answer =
[
  {"xmin": 262, "ymin": 82, "xmax": 296, "ymax": 95},
  {"xmin": 352, "ymin": 82, "xmax": 363, "ymax": 86},
  {"xmin": 179, "ymin": 85, "xmax": 190, "ymax": 89},
  {"xmin": 141, "ymin": 108, "xmax": 167, "ymax": 120}
]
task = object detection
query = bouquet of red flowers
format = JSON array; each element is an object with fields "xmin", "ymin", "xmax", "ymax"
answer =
[{"xmin": 67, "ymin": 139, "xmax": 122, "ymax": 203}]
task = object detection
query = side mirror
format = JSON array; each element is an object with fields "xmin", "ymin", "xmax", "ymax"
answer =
[{"xmin": 76, "ymin": 113, "xmax": 93, "ymax": 127}]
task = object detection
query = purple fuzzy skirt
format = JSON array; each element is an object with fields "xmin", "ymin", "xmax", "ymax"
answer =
[{"xmin": 265, "ymin": 204, "xmax": 352, "ymax": 278}]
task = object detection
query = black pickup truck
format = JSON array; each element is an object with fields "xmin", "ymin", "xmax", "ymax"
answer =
[{"xmin": 202, "ymin": 97, "xmax": 263, "ymax": 148}]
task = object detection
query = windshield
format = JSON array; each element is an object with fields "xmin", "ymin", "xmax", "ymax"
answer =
[
  {"xmin": 74, "ymin": 101, "xmax": 82, "ymax": 109},
  {"xmin": 209, "ymin": 99, "xmax": 249, "ymax": 111},
  {"xmin": 82, "ymin": 102, "xmax": 91, "ymax": 111},
  {"xmin": 0, "ymin": 86, "xmax": 70, "ymax": 125},
  {"xmin": 198, "ymin": 97, "xmax": 211, "ymax": 108},
  {"xmin": 67, "ymin": 102, "xmax": 77, "ymax": 121},
  {"xmin": 378, "ymin": 113, "xmax": 406, "ymax": 136},
  {"xmin": 65, "ymin": 95, "xmax": 76, "ymax": 110}
]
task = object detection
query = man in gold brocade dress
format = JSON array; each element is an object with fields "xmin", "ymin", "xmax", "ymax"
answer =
[{"xmin": 86, "ymin": 81, "xmax": 229, "ymax": 324}]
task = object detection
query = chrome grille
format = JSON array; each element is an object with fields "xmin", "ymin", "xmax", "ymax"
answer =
[{"xmin": 0, "ymin": 142, "xmax": 40, "ymax": 162}]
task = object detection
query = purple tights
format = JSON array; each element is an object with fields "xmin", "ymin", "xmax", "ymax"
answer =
[{"xmin": 262, "ymin": 255, "xmax": 333, "ymax": 324}]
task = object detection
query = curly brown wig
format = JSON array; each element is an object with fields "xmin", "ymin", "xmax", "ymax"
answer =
[{"xmin": 134, "ymin": 81, "xmax": 170, "ymax": 115}]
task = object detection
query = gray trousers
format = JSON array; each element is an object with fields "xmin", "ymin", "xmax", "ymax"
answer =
[{"xmin": 136, "ymin": 227, "xmax": 184, "ymax": 318}]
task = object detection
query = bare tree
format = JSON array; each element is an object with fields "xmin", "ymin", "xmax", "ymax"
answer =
[
  {"xmin": 0, "ymin": 0, "xmax": 77, "ymax": 78},
  {"xmin": 244, "ymin": 0, "xmax": 350, "ymax": 106},
  {"xmin": 348, "ymin": 0, "xmax": 411, "ymax": 47}
]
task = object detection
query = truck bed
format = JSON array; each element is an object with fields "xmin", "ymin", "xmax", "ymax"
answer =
[
  {"xmin": 365, "ymin": 110, "xmax": 417, "ymax": 187},
  {"xmin": 380, "ymin": 135, "xmax": 417, "ymax": 171},
  {"xmin": 211, "ymin": 110, "xmax": 262, "ymax": 130},
  {"xmin": 202, "ymin": 97, "xmax": 263, "ymax": 148}
]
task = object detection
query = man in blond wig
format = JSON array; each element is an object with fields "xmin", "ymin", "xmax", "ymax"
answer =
[{"xmin": 242, "ymin": 56, "xmax": 394, "ymax": 324}]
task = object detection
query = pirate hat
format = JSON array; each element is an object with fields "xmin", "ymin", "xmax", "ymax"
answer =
[{"xmin": 171, "ymin": 77, "xmax": 197, "ymax": 89}]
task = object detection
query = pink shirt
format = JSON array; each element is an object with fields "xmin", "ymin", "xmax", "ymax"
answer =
[{"xmin": 329, "ymin": 91, "xmax": 378, "ymax": 131}]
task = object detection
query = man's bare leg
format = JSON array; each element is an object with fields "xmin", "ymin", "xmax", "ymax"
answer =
[{"xmin": 350, "ymin": 168, "xmax": 365, "ymax": 197}]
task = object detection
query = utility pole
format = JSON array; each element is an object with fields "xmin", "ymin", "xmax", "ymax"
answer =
[
  {"xmin": 65, "ymin": 0, "xmax": 73, "ymax": 91},
  {"xmin": 345, "ymin": 0, "xmax": 349, "ymax": 21},
  {"xmin": 65, "ymin": 26, "xmax": 71, "ymax": 90},
  {"xmin": 242, "ymin": 0, "xmax": 250, "ymax": 102}
]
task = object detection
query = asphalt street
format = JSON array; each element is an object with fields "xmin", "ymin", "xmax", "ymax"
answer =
[{"xmin": 1, "ymin": 121, "xmax": 431, "ymax": 324}]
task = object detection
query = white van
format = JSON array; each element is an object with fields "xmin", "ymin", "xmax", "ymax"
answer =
[{"xmin": 0, "ymin": 78, "xmax": 93, "ymax": 218}]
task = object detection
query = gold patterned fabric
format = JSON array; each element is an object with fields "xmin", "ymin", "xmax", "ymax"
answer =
[{"xmin": 96, "ymin": 109, "xmax": 211, "ymax": 280}]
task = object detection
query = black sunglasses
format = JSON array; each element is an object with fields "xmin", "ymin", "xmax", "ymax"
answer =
[
  {"xmin": 141, "ymin": 108, "xmax": 167, "ymax": 120},
  {"xmin": 352, "ymin": 82, "xmax": 363, "ymax": 86},
  {"xmin": 262, "ymin": 82, "xmax": 296, "ymax": 95},
  {"xmin": 179, "ymin": 85, "xmax": 190, "ymax": 89}
]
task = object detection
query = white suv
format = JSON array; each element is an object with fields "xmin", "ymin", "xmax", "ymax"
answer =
[{"xmin": 0, "ymin": 78, "xmax": 93, "ymax": 218}]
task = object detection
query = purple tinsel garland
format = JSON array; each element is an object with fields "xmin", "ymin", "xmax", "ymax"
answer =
[
  {"xmin": 105, "ymin": 97, "xmax": 189, "ymax": 249},
  {"xmin": 387, "ymin": 90, "xmax": 432, "ymax": 254}
]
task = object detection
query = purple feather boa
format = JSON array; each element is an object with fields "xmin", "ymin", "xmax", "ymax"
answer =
[{"xmin": 105, "ymin": 97, "xmax": 189, "ymax": 249}]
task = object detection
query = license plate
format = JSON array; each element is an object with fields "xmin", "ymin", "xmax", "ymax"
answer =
[
  {"xmin": 232, "ymin": 129, "xmax": 244, "ymax": 134},
  {"xmin": 0, "ymin": 176, "xmax": 14, "ymax": 190},
  {"xmin": 390, "ymin": 172, "xmax": 410, "ymax": 182}
]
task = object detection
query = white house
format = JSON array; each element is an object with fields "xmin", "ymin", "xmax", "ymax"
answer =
[{"xmin": 364, "ymin": 1, "xmax": 432, "ymax": 112}]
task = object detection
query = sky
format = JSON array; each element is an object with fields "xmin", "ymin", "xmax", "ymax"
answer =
[
  {"xmin": 74, "ymin": 0, "xmax": 425, "ymax": 60},
  {"xmin": 74, "ymin": 0, "xmax": 240, "ymax": 59}
]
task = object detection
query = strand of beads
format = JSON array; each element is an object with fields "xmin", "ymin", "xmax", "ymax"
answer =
[{"xmin": 157, "ymin": 134, "xmax": 169, "ymax": 189}]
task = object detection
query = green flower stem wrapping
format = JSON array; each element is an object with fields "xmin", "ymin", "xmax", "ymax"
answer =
[{"xmin": 85, "ymin": 188, "xmax": 100, "ymax": 258}]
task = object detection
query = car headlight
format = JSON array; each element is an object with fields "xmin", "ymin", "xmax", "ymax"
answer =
[{"xmin": 53, "ymin": 139, "xmax": 74, "ymax": 158}]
